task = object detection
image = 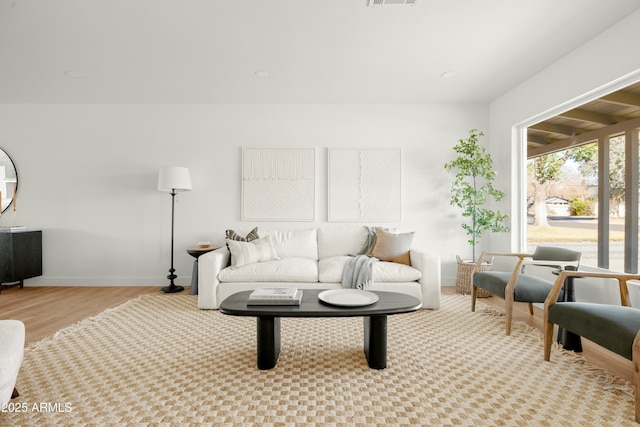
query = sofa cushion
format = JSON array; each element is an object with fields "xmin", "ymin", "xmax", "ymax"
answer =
[
  {"xmin": 218, "ymin": 257, "xmax": 318, "ymax": 283},
  {"xmin": 374, "ymin": 260, "xmax": 422, "ymax": 282},
  {"xmin": 227, "ymin": 236, "xmax": 279, "ymax": 268},
  {"xmin": 319, "ymin": 256, "xmax": 354, "ymax": 282},
  {"xmin": 318, "ymin": 255, "xmax": 421, "ymax": 283},
  {"xmin": 263, "ymin": 228, "xmax": 318, "ymax": 259},
  {"xmin": 317, "ymin": 226, "xmax": 369, "ymax": 259},
  {"xmin": 371, "ymin": 227, "xmax": 414, "ymax": 265}
]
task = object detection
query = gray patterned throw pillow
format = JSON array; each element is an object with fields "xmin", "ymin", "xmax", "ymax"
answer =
[{"xmin": 225, "ymin": 227, "xmax": 260, "ymax": 242}]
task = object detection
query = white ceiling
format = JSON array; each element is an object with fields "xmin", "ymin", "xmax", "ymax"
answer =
[{"xmin": 1, "ymin": 0, "xmax": 639, "ymax": 104}]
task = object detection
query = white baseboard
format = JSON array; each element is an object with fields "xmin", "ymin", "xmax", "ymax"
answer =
[{"xmin": 21, "ymin": 276, "xmax": 193, "ymax": 287}]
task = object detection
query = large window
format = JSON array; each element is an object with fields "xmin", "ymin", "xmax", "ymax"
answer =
[{"xmin": 527, "ymin": 130, "xmax": 640, "ymax": 273}]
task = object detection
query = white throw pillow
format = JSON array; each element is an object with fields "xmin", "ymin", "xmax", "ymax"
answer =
[{"xmin": 227, "ymin": 236, "xmax": 279, "ymax": 268}]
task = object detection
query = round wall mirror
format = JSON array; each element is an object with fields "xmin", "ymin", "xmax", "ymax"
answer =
[{"xmin": 0, "ymin": 148, "xmax": 18, "ymax": 215}]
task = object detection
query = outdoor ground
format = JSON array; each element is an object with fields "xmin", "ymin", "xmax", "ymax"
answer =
[{"xmin": 528, "ymin": 217, "xmax": 625, "ymax": 242}]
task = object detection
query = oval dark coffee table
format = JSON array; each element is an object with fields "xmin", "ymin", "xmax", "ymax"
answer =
[{"xmin": 219, "ymin": 289, "xmax": 422, "ymax": 370}]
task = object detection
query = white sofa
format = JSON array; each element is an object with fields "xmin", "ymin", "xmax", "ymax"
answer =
[{"xmin": 198, "ymin": 226, "xmax": 441, "ymax": 310}]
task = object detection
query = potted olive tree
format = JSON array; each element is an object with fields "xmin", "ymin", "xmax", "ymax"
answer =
[{"xmin": 444, "ymin": 129, "xmax": 509, "ymax": 295}]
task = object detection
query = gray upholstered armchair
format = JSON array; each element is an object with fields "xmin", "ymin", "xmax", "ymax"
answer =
[
  {"xmin": 471, "ymin": 246, "xmax": 581, "ymax": 335},
  {"xmin": 543, "ymin": 270, "xmax": 640, "ymax": 423}
]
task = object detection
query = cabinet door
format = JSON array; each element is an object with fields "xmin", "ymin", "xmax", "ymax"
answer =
[
  {"xmin": 0, "ymin": 231, "xmax": 42, "ymax": 282},
  {"xmin": 13, "ymin": 231, "xmax": 43, "ymax": 280}
]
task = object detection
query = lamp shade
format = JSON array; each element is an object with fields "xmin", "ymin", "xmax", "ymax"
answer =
[{"xmin": 158, "ymin": 167, "xmax": 192, "ymax": 192}]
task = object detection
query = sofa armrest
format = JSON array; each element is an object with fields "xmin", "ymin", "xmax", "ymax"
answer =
[
  {"xmin": 0, "ymin": 320, "xmax": 25, "ymax": 404},
  {"xmin": 410, "ymin": 249, "xmax": 441, "ymax": 309},
  {"xmin": 197, "ymin": 247, "xmax": 230, "ymax": 309}
]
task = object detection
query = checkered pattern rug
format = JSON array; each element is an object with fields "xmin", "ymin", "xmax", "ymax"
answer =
[{"xmin": 4, "ymin": 293, "xmax": 635, "ymax": 426}]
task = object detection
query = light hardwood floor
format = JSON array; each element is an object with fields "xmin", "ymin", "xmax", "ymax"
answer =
[
  {"xmin": 0, "ymin": 285, "xmax": 632, "ymax": 383},
  {"xmin": 0, "ymin": 285, "xmax": 158, "ymax": 344}
]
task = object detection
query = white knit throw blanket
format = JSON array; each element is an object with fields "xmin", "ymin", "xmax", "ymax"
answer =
[{"xmin": 341, "ymin": 255, "xmax": 378, "ymax": 290}]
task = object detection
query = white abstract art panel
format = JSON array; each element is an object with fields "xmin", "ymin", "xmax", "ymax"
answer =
[
  {"xmin": 242, "ymin": 148, "xmax": 315, "ymax": 221},
  {"xmin": 328, "ymin": 148, "xmax": 401, "ymax": 222}
]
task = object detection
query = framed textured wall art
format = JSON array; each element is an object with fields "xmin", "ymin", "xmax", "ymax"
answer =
[
  {"xmin": 242, "ymin": 147, "xmax": 316, "ymax": 221},
  {"xmin": 328, "ymin": 148, "xmax": 401, "ymax": 222}
]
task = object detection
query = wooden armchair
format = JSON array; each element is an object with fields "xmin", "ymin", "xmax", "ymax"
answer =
[
  {"xmin": 543, "ymin": 270, "xmax": 640, "ymax": 423},
  {"xmin": 471, "ymin": 246, "xmax": 581, "ymax": 335}
]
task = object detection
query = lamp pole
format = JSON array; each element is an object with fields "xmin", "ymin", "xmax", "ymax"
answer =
[{"xmin": 161, "ymin": 189, "xmax": 183, "ymax": 293}]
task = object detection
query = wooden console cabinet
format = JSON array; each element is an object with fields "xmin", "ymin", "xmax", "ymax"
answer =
[{"xmin": 0, "ymin": 230, "xmax": 42, "ymax": 292}]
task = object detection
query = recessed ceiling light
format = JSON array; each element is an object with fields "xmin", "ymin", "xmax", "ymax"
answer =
[
  {"xmin": 255, "ymin": 70, "xmax": 270, "ymax": 78},
  {"xmin": 440, "ymin": 70, "xmax": 457, "ymax": 79},
  {"xmin": 64, "ymin": 70, "xmax": 88, "ymax": 79}
]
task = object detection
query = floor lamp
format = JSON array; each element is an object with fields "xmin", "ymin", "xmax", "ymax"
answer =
[{"xmin": 158, "ymin": 166, "xmax": 192, "ymax": 293}]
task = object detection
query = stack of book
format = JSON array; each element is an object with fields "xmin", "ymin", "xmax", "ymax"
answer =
[
  {"xmin": 247, "ymin": 287, "xmax": 303, "ymax": 305},
  {"xmin": 0, "ymin": 226, "xmax": 27, "ymax": 233}
]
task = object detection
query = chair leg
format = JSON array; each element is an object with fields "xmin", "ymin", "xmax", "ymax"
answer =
[
  {"xmin": 471, "ymin": 286, "xmax": 477, "ymax": 312},
  {"xmin": 633, "ymin": 332, "xmax": 640, "ymax": 423},
  {"xmin": 544, "ymin": 322, "xmax": 554, "ymax": 361},
  {"xmin": 11, "ymin": 387, "xmax": 19, "ymax": 399},
  {"xmin": 528, "ymin": 302, "xmax": 534, "ymax": 315},
  {"xmin": 505, "ymin": 293, "xmax": 514, "ymax": 336}
]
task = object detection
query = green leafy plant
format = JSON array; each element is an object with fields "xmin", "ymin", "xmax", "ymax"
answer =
[
  {"xmin": 444, "ymin": 129, "xmax": 509, "ymax": 262},
  {"xmin": 569, "ymin": 197, "xmax": 593, "ymax": 217}
]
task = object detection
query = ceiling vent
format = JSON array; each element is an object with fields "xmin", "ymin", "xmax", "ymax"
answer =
[{"xmin": 368, "ymin": 0, "xmax": 419, "ymax": 6}]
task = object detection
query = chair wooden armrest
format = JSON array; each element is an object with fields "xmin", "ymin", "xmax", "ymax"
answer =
[
  {"xmin": 544, "ymin": 271, "xmax": 640, "ymax": 310},
  {"xmin": 475, "ymin": 252, "xmax": 533, "ymax": 263},
  {"xmin": 472, "ymin": 251, "xmax": 533, "ymax": 275},
  {"xmin": 520, "ymin": 259, "xmax": 580, "ymax": 270}
]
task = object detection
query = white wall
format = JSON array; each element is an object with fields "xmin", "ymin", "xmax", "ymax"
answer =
[{"xmin": 0, "ymin": 104, "xmax": 487, "ymax": 287}]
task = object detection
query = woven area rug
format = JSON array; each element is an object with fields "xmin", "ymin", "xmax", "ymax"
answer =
[{"xmin": 3, "ymin": 293, "xmax": 635, "ymax": 426}]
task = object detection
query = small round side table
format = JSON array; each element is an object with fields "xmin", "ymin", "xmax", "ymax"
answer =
[
  {"xmin": 187, "ymin": 245, "xmax": 221, "ymax": 295},
  {"xmin": 552, "ymin": 269, "xmax": 583, "ymax": 352}
]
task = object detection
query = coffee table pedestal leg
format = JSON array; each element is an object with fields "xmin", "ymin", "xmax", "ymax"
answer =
[
  {"xmin": 364, "ymin": 315, "xmax": 387, "ymax": 369},
  {"xmin": 257, "ymin": 316, "xmax": 281, "ymax": 370}
]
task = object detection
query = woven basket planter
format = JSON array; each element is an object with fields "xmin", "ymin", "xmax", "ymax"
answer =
[{"xmin": 455, "ymin": 255, "xmax": 493, "ymax": 297}]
